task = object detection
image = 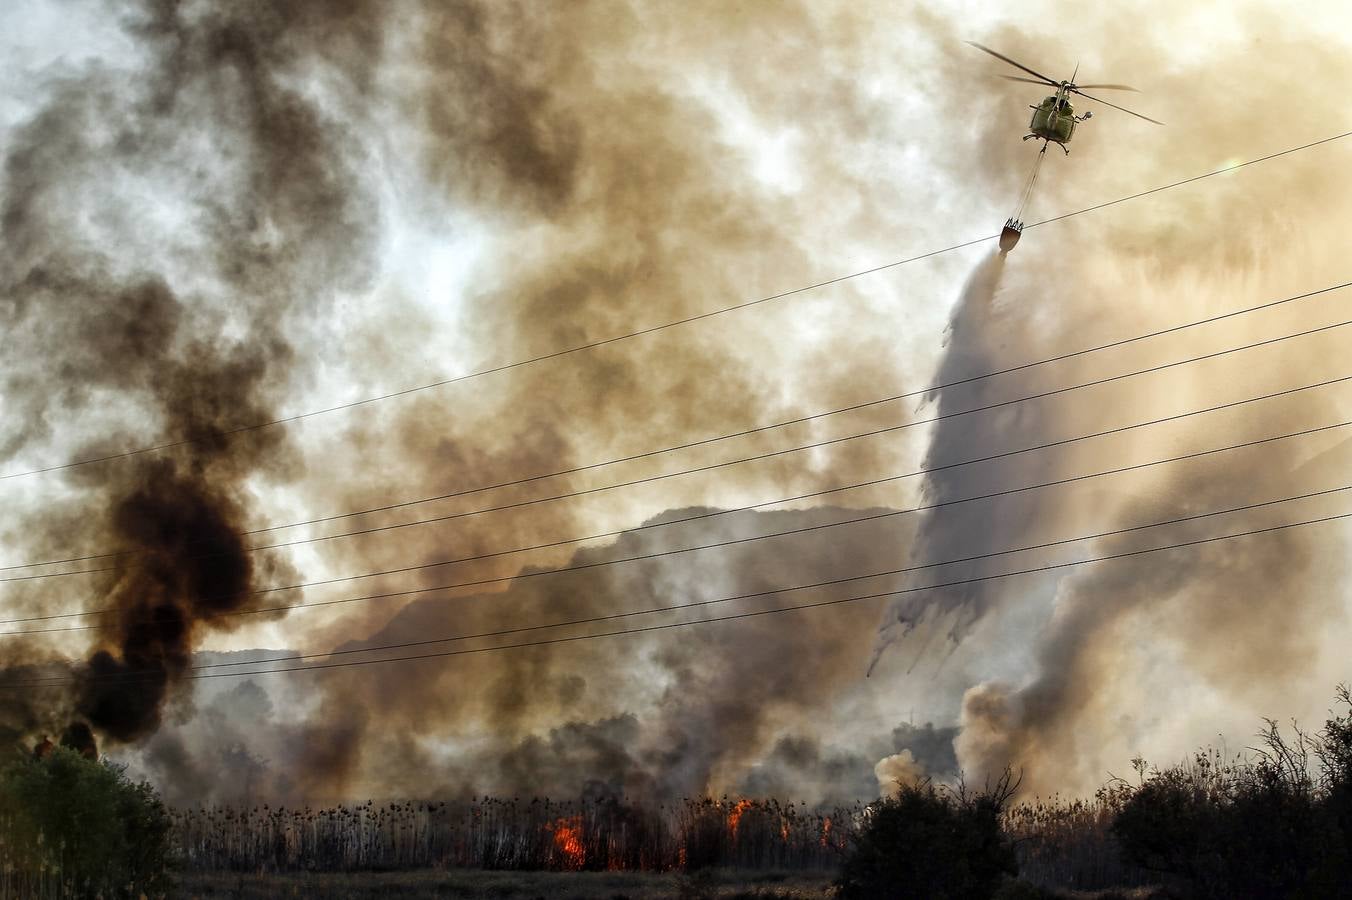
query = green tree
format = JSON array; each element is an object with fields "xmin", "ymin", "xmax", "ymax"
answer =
[{"xmin": 0, "ymin": 746, "xmax": 172, "ymax": 898}]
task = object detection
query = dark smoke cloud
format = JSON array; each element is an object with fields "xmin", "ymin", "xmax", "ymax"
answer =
[
  {"xmin": 1, "ymin": 0, "xmax": 383, "ymax": 749},
  {"xmin": 230, "ymin": 0, "xmax": 933, "ymax": 801},
  {"xmin": 289, "ymin": 505, "xmax": 916, "ymax": 802},
  {"xmin": 7, "ymin": 0, "xmax": 1351, "ymax": 808},
  {"xmin": 118, "ymin": 504, "xmax": 922, "ymax": 804},
  {"xmin": 261, "ymin": 1, "xmax": 1348, "ymax": 804}
]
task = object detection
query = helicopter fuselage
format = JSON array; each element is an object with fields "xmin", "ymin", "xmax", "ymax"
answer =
[
  {"xmin": 968, "ymin": 39, "xmax": 1158, "ymax": 155},
  {"xmin": 1029, "ymin": 95, "xmax": 1076, "ymax": 143},
  {"xmin": 967, "ymin": 38, "xmax": 1158, "ymax": 250},
  {"xmin": 1024, "ymin": 86, "xmax": 1092, "ymax": 153}
]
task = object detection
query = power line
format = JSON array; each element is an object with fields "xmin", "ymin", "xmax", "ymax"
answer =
[
  {"xmin": 8, "ymin": 375, "xmax": 1348, "ymax": 623},
  {"xmin": 6, "ymin": 393, "xmax": 1348, "ymax": 634},
  {"xmin": 1024, "ymin": 128, "xmax": 1352, "ymax": 228},
  {"xmin": 24, "ymin": 481, "xmax": 1350, "ymax": 683},
  {"xmin": 10, "ymin": 506, "xmax": 1349, "ymax": 688},
  {"xmin": 9, "ymin": 418, "xmax": 1345, "ymax": 636},
  {"xmin": 8, "ymin": 304, "xmax": 1351, "ymax": 582},
  {"xmin": 5, "ymin": 129, "xmax": 1349, "ymax": 484}
]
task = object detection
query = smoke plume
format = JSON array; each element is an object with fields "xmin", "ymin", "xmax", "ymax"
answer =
[
  {"xmin": 3, "ymin": 0, "xmax": 1351, "ymax": 806},
  {"xmin": 1, "ymin": 0, "xmax": 381, "ymax": 746}
]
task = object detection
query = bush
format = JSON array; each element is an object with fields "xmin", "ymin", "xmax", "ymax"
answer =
[
  {"xmin": 1110, "ymin": 765, "xmax": 1219, "ymax": 882},
  {"xmin": 0, "ymin": 745, "xmax": 172, "ymax": 897},
  {"xmin": 835, "ymin": 772, "xmax": 1018, "ymax": 899},
  {"xmin": 1113, "ymin": 685, "xmax": 1352, "ymax": 899},
  {"xmin": 990, "ymin": 879, "xmax": 1059, "ymax": 899}
]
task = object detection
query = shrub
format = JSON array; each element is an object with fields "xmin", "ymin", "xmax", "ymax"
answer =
[
  {"xmin": 0, "ymin": 745, "xmax": 172, "ymax": 898},
  {"xmin": 990, "ymin": 879, "xmax": 1060, "ymax": 900},
  {"xmin": 835, "ymin": 771, "xmax": 1018, "ymax": 899},
  {"xmin": 1113, "ymin": 685, "xmax": 1352, "ymax": 900},
  {"xmin": 1110, "ymin": 764, "xmax": 1219, "ymax": 882}
]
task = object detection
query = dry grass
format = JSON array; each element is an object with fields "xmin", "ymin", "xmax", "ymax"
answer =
[
  {"xmin": 170, "ymin": 797, "xmax": 856, "ymax": 874},
  {"xmin": 167, "ymin": 791, "xmax": 1161, "ymax": 894},
  {"xmin": 171, "ymin": 867, "xmax": 836, "ymax": 899},
  {"xmin": 1004, "ymin": 783, "xmax": 1153, "ymax": 892}
]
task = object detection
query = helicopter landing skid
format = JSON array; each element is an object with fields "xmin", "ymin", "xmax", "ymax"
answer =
[{"xmin": 1022, "ymin": 135, "xmax": 1070, "ymax": 155}]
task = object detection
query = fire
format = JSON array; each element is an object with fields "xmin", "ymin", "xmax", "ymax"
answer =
[
  {"xmin": 820, "ymin": 816, "xmax": 833, "ymax": 848},
  {"xmin": 726, "ymin": 799, "xmax": 754, "ymax": 841},
  {"xmin": 548, "ymin": 815, "xmax": 585, "ymax": 870}
]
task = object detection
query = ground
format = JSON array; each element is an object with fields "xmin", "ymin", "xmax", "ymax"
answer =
[
  {"xmin": 172, "ymin": 870, "xmax": 1173, "ymax": 899},
  {"xmin": 172, "ymin": 868, "xmax": 836, "ymax": 899}
]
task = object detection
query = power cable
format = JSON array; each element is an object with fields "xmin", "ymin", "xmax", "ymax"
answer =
[
  {"xmin": 5, "ymin": 129, "xmax": 1349, "ymax": 483},
  {"xmin": 7, "ymin": 303, "xmax": 1350, "ymax": 582},
  {"xmin": 9, "ymin": 506, "xmax": 1349, "ymax": 688},
  {"xmin": 22, "ymin": 480, "xmax": 1349, "ymax": 682},
  {"xmin": 5, "ymin": 391, "xmax": 1348, "ymax": 633}
]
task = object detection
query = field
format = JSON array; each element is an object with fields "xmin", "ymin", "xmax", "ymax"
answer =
[
  {"xmin": 172, "ymin": 868, "xmax": 835, "ymax": 899},
  {"xmin": 169, "ymin": 797, "xmax": 853, "ymax": 874},
  {"xmin": 166, "ymin": 792, "xmax": 1158, "ymax": 892},
  {"xmin": 16, "ymin": 704, "xmax": 1352, "ymax": 899},
  {"xmin": 170, "ymin": 870, "xmax": 1178, "ymax": 900}
]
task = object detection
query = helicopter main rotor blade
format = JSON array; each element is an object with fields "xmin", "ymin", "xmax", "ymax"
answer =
[
  {"xmin": 1073, "ymin": 83, "xmax": 1141, "ymax": 92},
  {"xmin": 1070, "ymin": 88, "xmax": 1164, "ymax": 125},
  {"xmin": 999, "ymin": 75, "xmax": 1052, "ymax": 86},
  {"xmin": 966, "ymin": 41, "xmax": 1059, "ymax": 86}
]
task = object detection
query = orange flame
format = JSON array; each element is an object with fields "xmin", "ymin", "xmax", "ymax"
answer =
[
  {"xmin": 549, "ymin": 815, "xmax": 585, "ymax": 870},
  {"xmin": 726, "ymin": 799, "xmax": 754, "ymax": 841},
  {"xmin": 820, "ymin": 816, "xmax": 833, "ymax": 848}
]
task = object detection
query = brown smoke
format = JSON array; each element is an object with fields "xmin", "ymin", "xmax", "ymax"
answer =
[
  {"xmin": 219, "ymin": 0, "xmax": 937, "ymax": 800},
  {"xmin": 6, "ymin": 0, "xmax": 1352, "ymax": 807},
  {"xmin": 1, "ymin": 0, "xmax": 382, "ymax": 746},
  {"xmin": 871, "ymin": 7, "xmax": 1352, "ymax": 793}
]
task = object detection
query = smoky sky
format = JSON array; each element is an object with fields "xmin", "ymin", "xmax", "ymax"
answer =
[
  {"xmin": 3, "ymin": 0, "xmax": 1351, "ymax": 804},
  {"xmin": 0, "ymin": 0, "xmax": 381, "ymax": 746}
]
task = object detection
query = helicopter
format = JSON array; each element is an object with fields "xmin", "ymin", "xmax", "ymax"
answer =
[{"xmin": 966, "ymin": 42, "xmax": 1162, "ymax": 251}]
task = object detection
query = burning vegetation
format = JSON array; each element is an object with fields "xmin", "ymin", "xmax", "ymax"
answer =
[
  {"xmin": 547, "ymin": 814, "xmax": 587, "ymax": 870},
  {"xmin": 170, "ymin": 795, "xmax": 850, "ymax": 874},
  {"xmin": 0, "ymin": 687, "xmax": 1348, "ymax": 897},
  {"xmin": 2, "ymin": 3, "xmax": 1351, "ymax": 882}
]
